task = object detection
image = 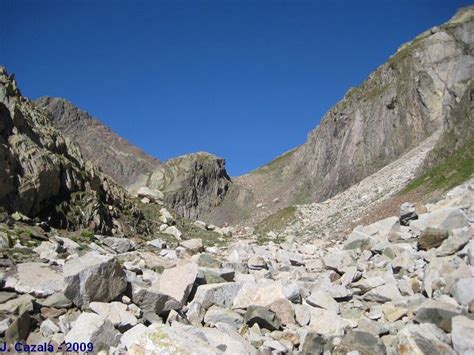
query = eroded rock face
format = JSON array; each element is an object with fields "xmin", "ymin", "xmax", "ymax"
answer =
[
  {"xmin": 0, "ymin": 68, "xmax": 149, "ymax": 235},
  {"xmin": 131, "ymin": 152, "xmax": 232, "ymax": 219}
]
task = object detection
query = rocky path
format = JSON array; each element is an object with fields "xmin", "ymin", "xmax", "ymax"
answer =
[{"xmin": 0, "ymin": 172, "xmax": 473, "ymax": 354}]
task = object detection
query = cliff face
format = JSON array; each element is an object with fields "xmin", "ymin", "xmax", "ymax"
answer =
[
  {"xmin": 130, "ymin": 152, "xmax": 232, "ymax": 219},
  {"xmin": 34, "ymin": 97, "xmax": 161, "ymax": 188},
  {"xmin": 205, "ymin": 6, "xmax": 474, "ymax": 226},
  {"xmin": 0, "ymin": 68, "xmax": 148, "ymax": 235}
]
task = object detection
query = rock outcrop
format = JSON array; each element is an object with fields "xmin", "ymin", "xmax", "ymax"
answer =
[
  {"xmin": 0, "ymin": 68, "xmax": 148, "ymax": 235},
  {"xmin": 131, "ymin": 152, "xmax": 231, "ymax": 219}
]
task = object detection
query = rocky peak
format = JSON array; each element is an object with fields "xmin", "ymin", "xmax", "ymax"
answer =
[{"xmin": 35, "ymin": 97, "xmax": 161, "ymax": 188}]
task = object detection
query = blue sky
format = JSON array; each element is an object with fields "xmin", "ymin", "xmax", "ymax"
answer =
[{"xmin": 2, "ymin": 0, "xmax": 470, "ymax": 176}]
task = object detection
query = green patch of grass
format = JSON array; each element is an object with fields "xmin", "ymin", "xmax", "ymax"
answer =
[
  {"xmin": 177, "ymin": 219, "xmax": 226, "ymax": 248},
  {"xmin": 255, "ymin": 206, "xmax": 298, "ymax": 235},
  {"xmin": 80, "ymin": 230, "xmax": 95, "ymax": 239},
  {"xmin": 403, "ymin": 138, "xmax": 474, "ymax": 194},
  {"xmin": 256, "ymin": 233, "xmax": 286, "ymax": 246}
]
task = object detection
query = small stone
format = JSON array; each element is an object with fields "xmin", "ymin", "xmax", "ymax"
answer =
[
  {"xmin": 417, "ymin": 228, "xmax": 449, "ymax": 250},
  {"xmin": 451, "ymin": 277, "xmax": 474, "ymax": 306},
  {"xmin": 247, "ymin": 256, "xmax": 267, "ymax": 270}
]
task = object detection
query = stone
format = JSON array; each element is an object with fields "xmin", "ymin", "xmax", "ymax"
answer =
[
  {"xmin": 37, "ymin": 292, "xmax": 72, "ymax": 308},
  {"xmin": 269, "ymin": 298, "xmax": 295, "ymax": 325},
  {"xmin": 335, "ymin": 330, "xmax": 386, "ymax": 354},
  {"xmin": 244, "ymin": 305, "xmax": 281, "ymax": 331},
  {"xmin": 264, "ymin": 339, "xmax": 287, "ymax": 353},
  {"xmin": 194, "ymin": 220, "xmax": 207, "ymax": 229},
  {"xmin": 308, "ymin": 308, "xmax": 353, "ymax": 337},
  {"xmin": 323, "ymin": 250, "xmax": 356, "ymax": 273},
  {"xmin": 40, "ymin": 307, "xmax": 66, "ymax": 319},
  {"xmin": 3, "ymin": 262, "xmax": 64, "ymax": 297},
  {"xmin": 180, "ymin": 238, "xmax": 204, "ymax": 253},
  {"xmin": 357, "ymin": 317, "xmax": 389, "ymax": 336},
  {"xmin": 64, "ymin": 312, "xmax": 121, "ymax": 352},
  {"xmin": 394, "ymin": 323, "xmax": 455, "ymax": 354},
  {"xmin": 451, "ymin": 277, "xmax": 474, "ymax": 306},
  {"xmin": 137, "ymin": 187, "xmax": 163, "ymax": 202},
  {"xmin": 410, "ymin": 208, "xmax": 469, "ymax": 232},
  {"xmin": 400, "ymin": 202, "xmax": 418, "ymax": 226},
  {"xmin": 4, "ymin": 311, "xmax": 30, "ymax": 344},
  {"xmin": 295, "ymin": 304, "xmax": 311, "ymax": 326},
  {"xmin": 39, "ymin": 318, "xmax": 60, "ymax": 337},
  {"xmin": 233, "ymin": 280, "xmax": 287, "ymax": 308},
  {"xmin": 0, "ymin": 294, "xmax": 34, "ymax": 314},
  {"xmin": 0, "ymin": 292, "xmax": 17, "ymax": 304},
  {"xmin": 90, "ymin": 302, "xmax": 138, "ymax": 330},
  {"xmin": 301, "ymin": 332, "xmax": 330, "ymax": 355},
  {"xmin": 452, "ymin": 315, "xmax": 474, "ymax": 354},
  {"xmin": 147, "ymin": 238, "xmax": 167, "ymax": 249},
  {"xmin": 163, "ymin": 226, "xmax": 182, "ymax": 239},
  {"xmin": 197, "ymin": 254, "xmax": 222, "ymax": 268},
  {"xmin": 436, "ymin": 229, "xmax": 471, "ymax": 256},
  {"xmin": 120, "ymin": 324, "xmax": 150, "ymax": 350},
  {"xmin": 193, "ymin": 282, "xmax": 242, "ymax": 309},
  {"xmin": 417, "ymin": 228, "xmax": 449, "ymax": 250},
  {"xmin": 131, "ymin": 280, "xmax": 180, "ymax": 314},
  {"xmin": 382, "ymin": 304, "xmax": 407, "ymax": 322},
  {"xmin": 158, "ymin": 262, "xmax": 198, "ymax": 304},
  {"xmin": 247, "ymin": 255, "xmax": 267, "ymax": 270},
  {"xmin": 362, "ymin": 283, "xmax": 402, "ymax": 303},
  {"xmin": 64, "ymin": 252, "xmax": 127, "ymax": 307},
  {"xmin": 102, "ymin": 237, "xmax": 134, "ymax": 253},
  {"xmin": 204, "ymin": 306, "xmax": 243, "ymax": 329},
  {"xmin": 343, "ymin": 229, "xmax": 373, "ymax": 250},
  {"xmin": 306, "ymin": 290, "xmax": 340, "ymax": 313},
  {"xmin": 415, "ymin": 299, "xmax": 462, "ymax": 332}
]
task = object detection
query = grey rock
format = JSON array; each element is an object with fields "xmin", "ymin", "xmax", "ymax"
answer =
[
  {"xmin": 415, "ymin": 299, "xmax": 462, "ymax": 332},
  {"xmin": 63, "ymin": 252, "xmax": 127, "ymax": 307},
  {"xmin": 411, "ymin": 208, "xmax": 469, "ymax": 232},
  {"xmin": 3, "ymin": 262, "xmax": 64, "ymax": 297},
  {"xmin": 436, "ymin": 228, "xmax": 471, "ymax": 256},
  {"xmin": 247, "ymin": 255, "xmax": 267, "ymax": 270},
  {"xmin": 4, "ymin": 311, "xmax": 30, "ymax": 344},
  {"xmin": 452, "ymin": 315, "xmax": 474, "ymax": 354},
  {"xmin": 417, "ymin": 228, "xmax": 449, "ymax": 250},
  {"xmin": 146, "ymin": 238, "xmax": 167, "ymax": 249},
  {"xmin": 394, "ymin": 323, "xmax": 455, "ymax": 354},
  {"xmin": 451, "ymin": 277, "xmax": 474, "ymax": 306},
  {"xmin": 131, "ymin": 280, "xmax": 180, "ymax": 314},
  {"xmin": 335, "ymin": 330, "xmax": 386, "ymax": 354},
  {"xmin": 64, "ymin": 312, "xmax": 121, "ymax": 352},
  {"xmin": 306, "ymin": 290, "xmax": 340, "ymax": 313},
  {"xmin": 37, "ymin": 292, "xmax": 72, "ymax": 308},
  {"xmin": 89, "ymin": 301, "xmax": 137, "ymax": 330},
  {"xmin": 102, "ymin": 236, "xmax": 134, "ymax": 253},
  {"xmin": 244, "ymin": 305, "xmax": 281, "ymax": 331},
  {"xmin": 193, "ymin": 282, "xmax": 242, "ymax": 309},
  {"xmin": 204, "ymin": 305, "xmax": 243, "ymax": 329},
  {"xmin": 400, "ymin": 202, "xmax": 418, "ymax": 226}
]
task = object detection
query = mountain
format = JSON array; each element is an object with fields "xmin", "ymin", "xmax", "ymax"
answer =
[
  {"xmin": 203, "ymin": 6, "xmax": 474, "ymax": 226},
  {"xmin": 34, "ymin": 97, "xmax": 161, "ymax": 188},
  {"xmin": 0, "ymin": 68, "xmax": 149, "ymax": 236}
]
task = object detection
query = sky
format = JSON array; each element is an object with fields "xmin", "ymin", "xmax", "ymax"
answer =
[{"xmin": 2, "ymin": 0, "xmax": 471, "ymax": 176}]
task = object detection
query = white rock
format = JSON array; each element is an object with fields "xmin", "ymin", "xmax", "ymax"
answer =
[
  {"xmin": 193, "ymin": 282, "xmax": 242, "ymax": 309},
  {"xmin": 158, "ymin": 262, "xmax": 199, "ymax": 304},
  {"xmin": 452, "ymin": 316, "xmax": 474, "ymax": 354},
  {"xmin": 89, "ymin": 302, "xmax": 137, "ymax": 329},
  {"xmin": 451, "ymin": 277, "xmax": 474, "ymax": 306},
  {"xmin": 65, "ymin": 312, "xmax": 121, "ymax": 352},
  {"xmin": 163, "ymin": 226, "xmax": 182, "ymax": 240}
]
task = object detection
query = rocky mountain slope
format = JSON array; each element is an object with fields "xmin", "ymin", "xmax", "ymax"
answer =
[
  {"xmin": 204, "ymin": 6, "xmax": 474, "ymax": 227},
  {"xmin": 35, "ymin": 97, "xmax": 161, "ymax": 188},
  {"xmin": 0, "ymin": 68, "xmax": 149, "ymax": 236},
  {"xmin": 0, "ymin": 168, "xmax": 472, "ymax": 353}
]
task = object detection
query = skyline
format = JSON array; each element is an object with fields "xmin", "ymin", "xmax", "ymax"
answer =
[{"xmin": 3, "ymin": 0, "xmax": 470, "ymax": 176}]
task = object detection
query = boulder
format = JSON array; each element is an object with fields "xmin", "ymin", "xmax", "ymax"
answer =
[
  {"xmin": 436, "ymin": 228, "xmax": 471, "ymax": 256},
  {"xmin": 308, "ymin": 308, "xmax": 354, "ymax": 337},
  {"xmin": 247, "ymin": 256, "xmax": 267, "ymax": 270},
  {"xmin": 147, "ymin": 239, "xmax": 167, "ymax": 249},
  {"xmin": 410, "ymin": 208, "xmax": 469, "ymax": 232},
  {"xmin": 244, "ymin": 305, "xmax": 281, "ymax": 331},
  {"xmin": 180, "ymin": 239, "xmax": 204, "ymax": 253},
  {"xmin": 158, "ymin": 262, "xmax": 198, "ymax": 305},
  {"xmin": 137, "ymin": 187, "xmax": 163, "ymax": 202},
  {"xmin": 233, "ymin": 281, "xmax": 287, "ymax": 308},
  {"xmin": 269, "ymin": 298, "xmax": 295, "ymax": 325},
  {"xmin": 131, "ymin": 281, "xmax": 180, "ymax": 314},
  {"xmin": 400, "ymin": 202, "xmax": 418, "ymax": 226},
  {"xmin": 394, "ymin": 323, "xmax": 455, "ymax": 354},
  {"xmin": 163, "ymin": 226, "xmax": 182, "ymax": 240},
  {"xmin": 204, "ymin": 306, "xmax": 243, "ymax": 329},
  {"xmin": 89, "ymin": 302, "xmax": 137, "ymax": 330},
  {"xmin": 3, "ymin": 262, "xmax": 64, "ymax": 297},
  {"xmin": 63, "ymin": 252, "xmax": 127, "ymax": 307},
  {"xmin": 415, "ymin": 299, "xmax": 462, "ymax": 332},
  {"xmin": 452, "ymin": 315, "xmax": 474, "ymax": 354},
  {"xmin": 306, "ymin": 290, "xmax": 340, "ymax": 313},
  {"xmin": 193, "ymin": 282, "xmax": 242, "ymax": 309},
  {"xmin": 417, "ymin": 228, "xmax": 449, "ymax": 250},
  {"xmin": 334, "ymin": 330, "xmax": 386, "ymax": 354},
  {"xmin": 4, "ymin": 311, "xmax": 30, "ymax": 344},
  {"xmin": 102, "ymin": 237, "xmax": 134, "ymax": 253},
  {"xmin": 451, "ymin": 277, "xmax": 474, "ymax": 306},
  {"xmin": 64, "ymin": 312, "xmax": 121, "ymax": 352}
]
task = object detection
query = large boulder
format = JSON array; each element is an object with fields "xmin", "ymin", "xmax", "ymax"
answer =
[
  {"xmin": 394, "ymin": 323, "xmax": 455, "ymax": 354},
  {"xmin": 452, "ymin": 316, "xmax": 474, "ymax": 354},
  {"xmin": 244, "ymin": 305, "xmax": 281, "ymax": 331},
  {"xmin": 410, "ymin": 208, "xmax": 469, "ymax": 232},
  {"xmin": 157, "ymin": 262, "xmax": 199, "ymax": 305},
  {"xmin": 63, "ymin": 252, "xmax": 127, "ymax": 307},
  {"xmin": 3, "ymin": 262, "xmax": 64, "ymax": 297},
  {"xmin": 131, "ymin": 281, "xmax": 180, "ymax": 314}
]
